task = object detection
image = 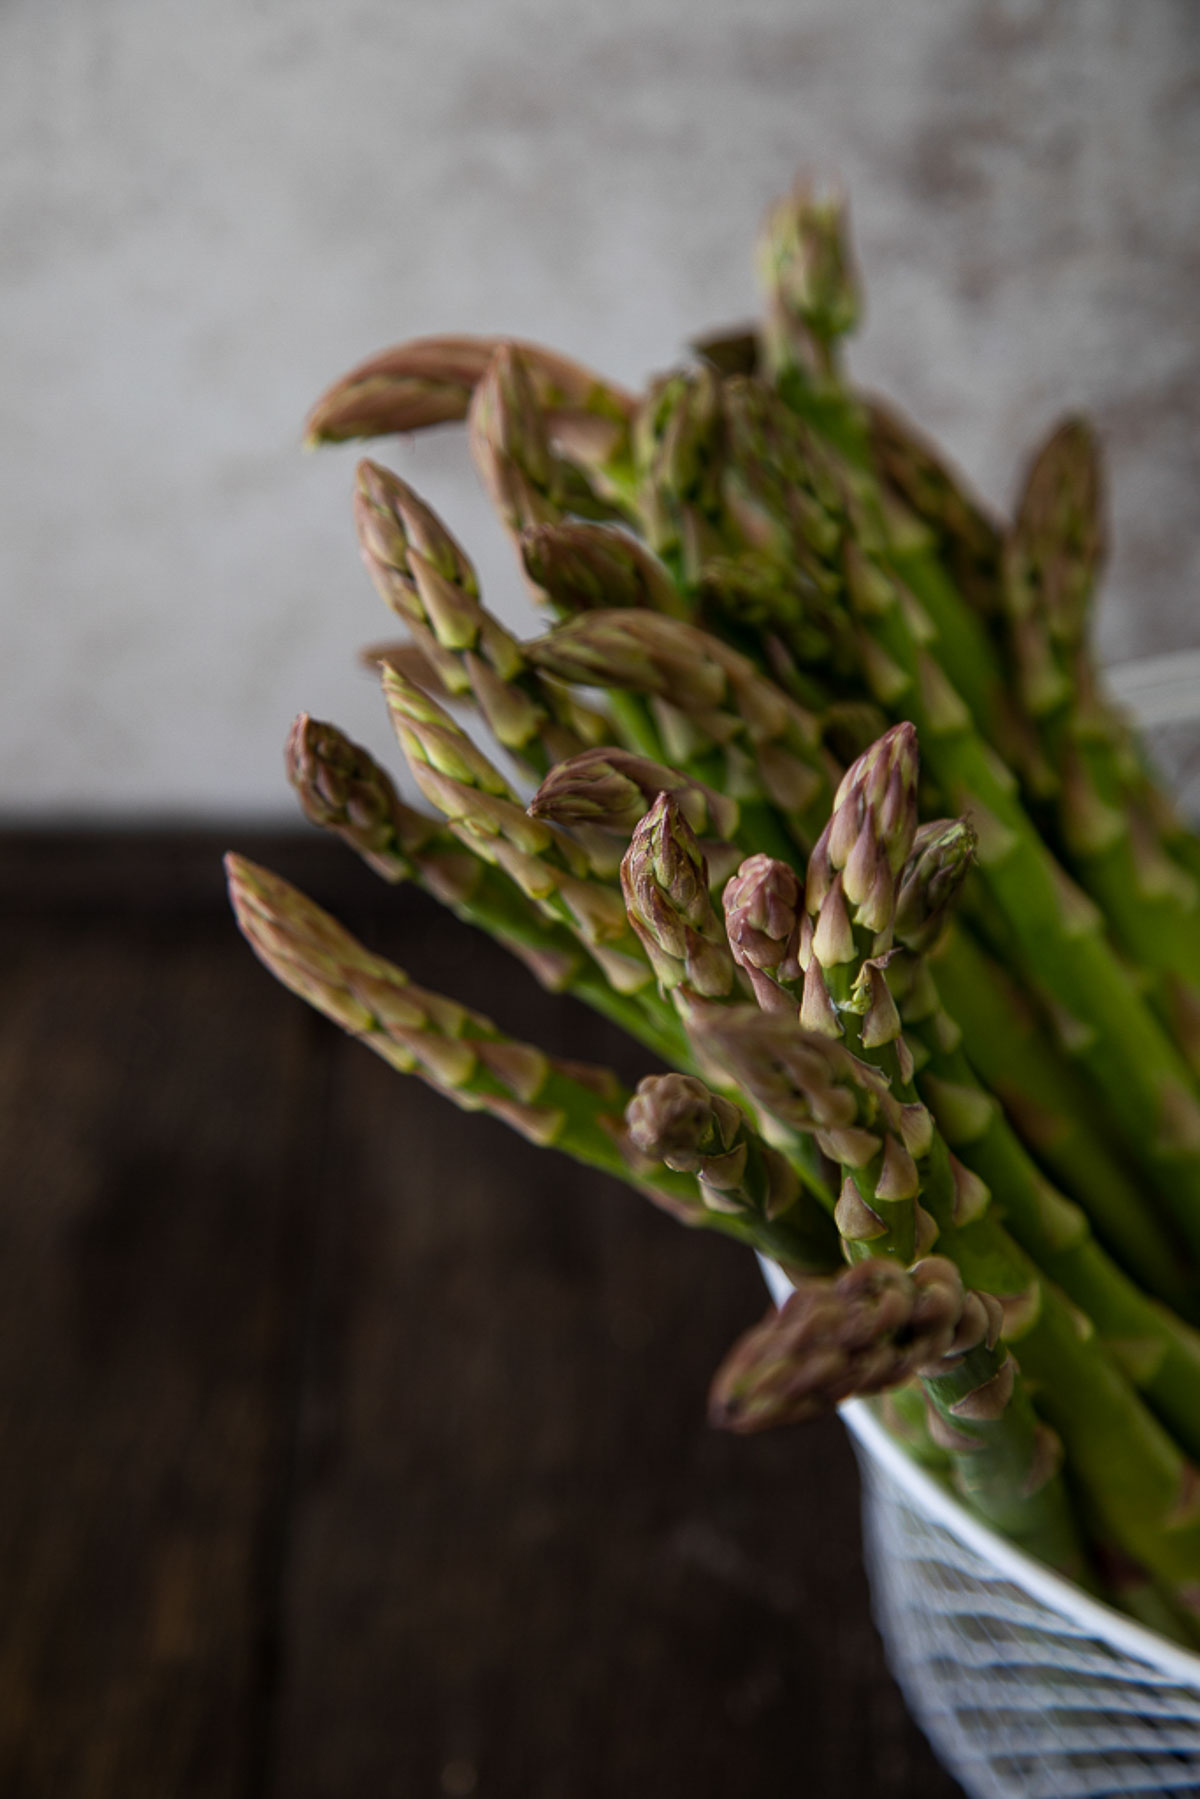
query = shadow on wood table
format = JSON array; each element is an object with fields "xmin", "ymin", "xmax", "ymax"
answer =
[{"xmin": 0, "ymin": 831, "xmax": 962, "ymax": 1799}]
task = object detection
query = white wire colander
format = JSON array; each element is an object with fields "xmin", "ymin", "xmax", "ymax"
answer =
[
  {"xmin": 845, "ymin": 1398, "xmax": 1200, "ymax": 1799},
  {"xmin": 760, "ymin": 1220, "xmax": 1200, "ymax": 1784}
]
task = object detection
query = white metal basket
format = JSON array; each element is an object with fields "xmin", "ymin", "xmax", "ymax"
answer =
[
  {"xmin": 758, "ymin": 1260, "xmax": 1200, "ymax": 1798},
  {"xmin": 845, "ymin": 1399, "xmax": 1200, "ymax": 1799}
]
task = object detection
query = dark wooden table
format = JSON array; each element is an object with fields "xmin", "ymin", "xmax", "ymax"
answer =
[{"xmin": 0, "ymin": 831, "xmax": 963, "ymax": 1798}]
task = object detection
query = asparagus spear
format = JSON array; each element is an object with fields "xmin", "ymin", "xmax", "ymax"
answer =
[
  {"xmin": 838, "ymin": 541, "xmax": 1200, "ymax": 1240},
  {"xmin": 286, "ymin": 713, "xmax": 686, "ymax": 1063},
  {"xmin": 529, "ymin": 657, "xmax": 1179, "ymax": 1261},
  {"xmin": 724, "ymin": 725, "xmax": 926, "ymax": 1263},
  {"xmin": 862, "ymin": 393, "xmax": 1006, "ymax": 630},
  {"xmin": 997, "ymin": 420, "xmax": 1200, "ymax": 1040},
  {"xmin": 377, "ymin": 664, "xmax": 697, "ymax": 1065},
  {"xmin": 629, "ymin": 363, "xmax": 728, "ymax": 576},
  {"xmin": 305, "ymin": 332, "xmax": 635, "ymax": 452},
  {"xmin": 758, "ymin": 191, "xmax": 1200, "ymax": 1098},
  {"xmin": 467, "ymin": 344, "xmax": 628, "ymax": 551},
  {"xmin": 891, "ymin": 821, "xmax": 1200, "ymax": 1429},
  {"xmin": 620, "ymin": 792, "xmax": 738, "ymax": 1007},
  {"xmin": 697, "ymin": 1002, "xmax": 1200, "ymax": 1615},
  {"xmin": 710, "ymin": 1257, "xmax": 992, "ymax": 1423},
  {"xmin": 524, "ymin": 608, "xmax": 835, "ymax": 858},
  {"xmin": 467, "ymin": 350, "xmax": 670, "ymax": 760},
  {"xmin": 381, "ymin": 664, "xmax": 665, "ymax": 989},
  {"xmin": 528, "ymin": 744, "xmax": 743, "ymax": 887},
  {"xmin": 354, "ymin": 457, "xmax": 606, "ymax": 773},
  {"xmin": 520, "ymin": 519, "xmax": 691, "ymax": 621},
  {"xmin": 225, "ymin": 853, "xmax": 834, "ymax": 1272},
  {"xmin": 757, "ymin": 179, "xmax": 861, "ymax": 393},
  {"xmin": 692, "ymin": 1000, "xmax": 1088, "ymax": 1573},
  {"xmin": 627, "ymin": 1070, "xmax": 839, "ymax": 1269},
  {"xmin": 712, "ymin": 1252, "xmax": 1095, "ymax": 1581}
]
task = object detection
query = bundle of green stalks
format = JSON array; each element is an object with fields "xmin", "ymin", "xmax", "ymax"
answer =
[{"xmin": 228, "ymin": 183, "xmax": 1200, "ymax": 1645}]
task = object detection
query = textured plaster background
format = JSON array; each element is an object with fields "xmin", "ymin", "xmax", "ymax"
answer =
[{"xmin": 3, "ymin": 0, "xmax": 1199, "ymax": 817}]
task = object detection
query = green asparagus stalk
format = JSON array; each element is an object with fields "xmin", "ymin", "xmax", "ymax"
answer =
[
  {"xmin": 695, "ymin": 1002, "xmax": 1200, "ymax": 1619},
  {"xmin": 711, "ymin": 1252, "xmax": 1084, "ymax": 1584},
  {"xmin": 528, "ymin": 745, "xmax": 743, "ymax": 887},
  {"xmin": 378, "ymin": 664, "xmax": 697, "ymax": 1068},
  {"xmin": 626, "ymin": 1070, "xmax": 840, "ymax": 1269},
  {"xmin": 467, "ymin": 344, "xmax": 628, "ymax": 553},
  {"xmin": 727, "ymin": 724, "xmax": 924, "ymax": 1263},
  {"xmin": 520, "ymin": 519, "xmax": 691, "ymax": 621},
  {"xmin": 997, "ymin": 421, "xmax": 1200, "ymax": 1045},
  {"xmin": 929, "ymin": 920, "xmax": 1194, "ymax": 1295},
  {"xmin": 756, "ymin": 180, "xmax": 861, "ymax": 394},
  {"xmin": 305, "ymin": 332, "xmax": 635, "ymax": 452},
  {"xmin": 286, "ymin": 713, "xmax": 687, "ymax": 1063},
  {"xmin": 862, "ymin": 393, "xmax": 1006, "ymax": 630},
  {"xmin": 889, "ymin": 819, "xmax": 1200, "ymax": 1433},
  {"xmin": 620, "ymin": 792, "xmax": 739, "ymax": 1010},
  {"xmin": 226, "ymin": 853, "xmax": 833, "ymax": 1271},
  {"xmin": 841, "ymin": 547, "xmax": 1200, "ymax": 1245},
  {"xmin": 524, "ymin": 609, "xmax": 835, "ymax": 858},
  {"xmin": 354, "ymin": 456, "xmax": 608, "ymax": 774}
]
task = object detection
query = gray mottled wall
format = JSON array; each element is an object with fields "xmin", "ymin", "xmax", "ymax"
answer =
[{"xmin": 3, "ymin": 0, "xmax": 1198, "ymax": 817}]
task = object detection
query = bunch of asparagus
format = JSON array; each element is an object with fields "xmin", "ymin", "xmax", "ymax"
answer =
[{"xmin": 228, "ymin": 183, "xmax": 1200, "ymax": 1642}]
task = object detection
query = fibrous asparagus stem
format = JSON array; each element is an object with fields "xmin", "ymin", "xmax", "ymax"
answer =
[
  {"xmin": 930, "ymin": 921, "xmax": 1192, "ymax": 1305},
  {"xmin": 997, "ymin": 421, "xmax": 1200, "ymax": 1055},
  {"xmin": 887, "ymin": 821, "xmax": 1200, "ymax": 1441}
]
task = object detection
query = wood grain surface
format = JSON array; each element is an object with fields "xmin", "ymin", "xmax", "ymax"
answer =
[{"xmin": 0, "ymin": 831, "xmax": 963, "ymax": 1798}]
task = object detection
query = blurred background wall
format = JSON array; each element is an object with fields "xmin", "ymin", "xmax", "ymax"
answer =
[{"xmin": 3, "ymin": 0, "xmax": 1198, "ymax": 820}]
